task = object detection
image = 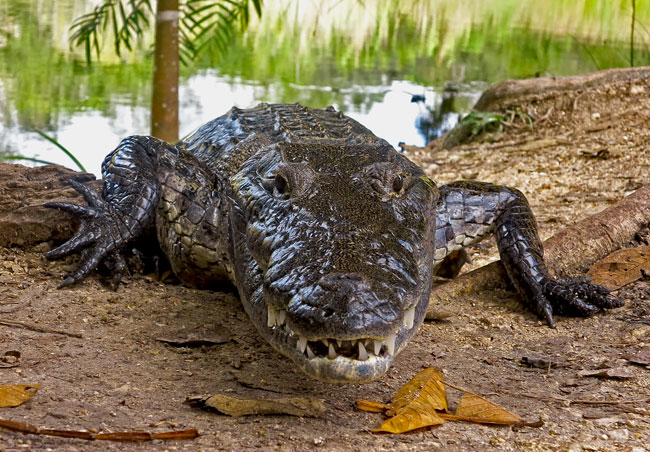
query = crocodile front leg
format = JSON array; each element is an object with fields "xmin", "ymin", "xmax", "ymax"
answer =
[
  {"xmin": 45, "ymin": 136, "xmax": 175, "ymax": 288},
  {"xmin": 435, "ymin": 181, "xmax": 623, "ymax": 327}
]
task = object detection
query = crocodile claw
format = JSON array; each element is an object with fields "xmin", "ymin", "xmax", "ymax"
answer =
[
  {"xmin": 44, "ymin": 180, "xmax": 128, "ymax": 289},
  {"xmin": 538, "ymin": 276, "xmax": 624, "ymax": 327},
  {"xmin": 57, "ymin": 276, "xmax": 76, "ymax": 289}
]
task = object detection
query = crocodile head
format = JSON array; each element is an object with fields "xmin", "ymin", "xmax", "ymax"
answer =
[{"xmin": 230, "ymin": 138, "xmax": 438, "ymax": 382}]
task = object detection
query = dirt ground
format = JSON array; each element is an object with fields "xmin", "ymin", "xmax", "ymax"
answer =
[{"xmin": 1, "ymin": 70, "xmax": 650, "ymax": 451}]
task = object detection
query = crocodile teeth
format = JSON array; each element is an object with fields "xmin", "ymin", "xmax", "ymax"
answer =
[
  {"xmin": 373, "ymin": 340, "xmax": 382, "ymax": 356},
  {"xmin": 267, "ymin": 306, "xmax": 277, "ymax": 327},
  {"xmin": 306, "ymin": 344, "xmax": 316, "ymax": 360},
  {"xmin": 386, "ymin": 333, "xmax": 396, "ymax": 356},
  {"xmin": 403, "ymin": 306, "xmax": 415, "ymax": 329},
  {"xmin": 297, "ymin": 335, "xmax": 307, "ymax": 354},
  {"xmin": 267, "ymin": 306, "xmax": 287, "ymax": 327},
  {"xmin": 328, "ymin": 342, "xmax": 337, "ymax": 359},
  {"xmin": 276, "ymin": 309, "xmax": 287, "ymax": 326},
  {"xmin": 336, "ymin": 339, "xmax": 342, "ymax": 347},
  {"xmin": 358, "ymin": 342, "xmax": 368, "ymax": 361}
]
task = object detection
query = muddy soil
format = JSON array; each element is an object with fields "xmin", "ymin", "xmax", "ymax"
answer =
[{"xmin": 1, "ymin": 70, "xmax": 649, "ymax": 452}]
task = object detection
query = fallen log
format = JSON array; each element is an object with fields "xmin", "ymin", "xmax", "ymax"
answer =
[
  {"xmin": 0, "ymin": 163, "xmax": 100, "ymax": 247},
  {"xmin": 427, "ymin": 185, "xmax": 650, "ymax": 318},
  {"xmin": 474, "ymin": 66, "xmax": 650, "ymax": 111}
]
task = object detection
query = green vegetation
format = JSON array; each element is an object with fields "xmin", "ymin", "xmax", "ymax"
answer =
[
  {"xmin": 0, "ymin": 130, "xmax": 86, "ymax": 171},
  {"xmin": 32, "ymin": 130, "xmax": 87, "ymax": 172},
  {"xmin": 442, "ymin": 112, "xmax": 504, "ymax": 149},
  {"xmin": 1, "ymin": 0, "xmax": 650, "ymax": 166},
  {"xmin": 69, "ymin": 0, "xmax": 263, "ymax": 65}
]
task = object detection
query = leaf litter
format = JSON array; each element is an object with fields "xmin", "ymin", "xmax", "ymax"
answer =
[
  {"xmin": 0, "ymin": 384, "xmax": 40, "ymax": 407},
  {"xmin": 356, "ymin": 367, "xmax": 540, "ymax": 434},
  {"xmin": 587, "ymin": 245, "xmax": 650, "ymax": 290},
  {"xmin": 187, "ymin": 393, "xmax": 326, "ymax": 417},
  {"xmin": 0, "ymin": 384, "xmax": 199, "ymax": 442}
]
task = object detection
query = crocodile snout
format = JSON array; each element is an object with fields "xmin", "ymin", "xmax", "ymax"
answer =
[
  {"xmin": 317, "ymin": 272, "xmax": 370, "ymax": 292},
  {"xmin": 286, "ymin": 273, "xmax": 402, "ymax": 339}
]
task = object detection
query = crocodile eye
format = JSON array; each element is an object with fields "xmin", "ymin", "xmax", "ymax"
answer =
[
  {"xmin": 392, "ymin": 175, "xmax": 404, "ymax": 193},
  {"xmin": 274, "ymin": 174, "xmax": 288, "ymax": 196}
]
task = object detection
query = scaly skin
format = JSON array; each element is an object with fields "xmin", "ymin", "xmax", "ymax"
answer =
[{"xmin": 45, "ymin": 103, "xmax": 623, "ymax": 383}]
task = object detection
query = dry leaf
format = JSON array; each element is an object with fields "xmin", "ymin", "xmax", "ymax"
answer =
[
  {"xmin": 578, "ymin": 368, "xmax": 635, "ymax": 379},
  {"xmin": 0, "ymin": 384, "xmax": 40, "ymax": 407},
  {"xmin": 587, "ymin": 245, "xmax": 650, "ymax": 290},
  {"xmin": 0, "ymin": 351, "xmax": 21, "ymax": 369},
  {"xmin": 451, "ymin": 393, "xmax": 521, "ymax": 424},
  {"xmin": 387, "ymin": 367, "xmax": 447, "ymax": 416},
  {"xmin": 374, "ymin": 367, "xmax": 447, "ymax": 433},
  {"xmin": 375, "ymin": 399, "xmax": 445, "ymax": 433},
  {"xmin": 157, "ymin": 325, "xmax": 231, "ymax": 347},
  {"xmin": 358, "ymin": 367, "xmax": 529, "ymax": 433},
  {"xmin": 356, "ymin": 400, "xmax": 389, "ymax": 413},
  {"xmin": 187, "ymin": 394, "xmax": 325, "ymax": 417}
]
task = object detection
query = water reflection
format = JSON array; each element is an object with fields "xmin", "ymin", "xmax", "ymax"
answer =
[
  {"xmin": 410, "ymin": 83, "xmax": 463, "ymax": 144},
  {"xmin": 1, "ymin": 0, "xmax": 649, "ymax": 175}
]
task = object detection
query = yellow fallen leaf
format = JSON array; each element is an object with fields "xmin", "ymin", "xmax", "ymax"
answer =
[
  {"xmin": 387, "ymin": 367, "xmax": 447, "ymax": 416},
  {"xmin": 375, "ymin": 399, "xmax": 444, "ymax": 433},
  {"xmin": 0, "ymin": 384, "xmax": 40, "ymax": 407},
  {"xmin": 358, "ymin": 367, "xmax": 527, "ymax": 434},
  {"xmin": 355, "ymin": 400, "xmax": 389, "ymax": 413},
  {"xmin": 451, "ymin": 392, "xmax": 521, "ymax": 424},
  {"xmin": 373, "ymin": 367, "xmax": 448, "ymax": 433},
  {"xmin": 587, "ymin": 245, "xmax": 650, "ymax": 290}
]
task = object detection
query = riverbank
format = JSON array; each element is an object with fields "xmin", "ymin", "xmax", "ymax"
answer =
[{"xmin": 1, "ymin": 67, "xmax": 649, "ymax": 451}]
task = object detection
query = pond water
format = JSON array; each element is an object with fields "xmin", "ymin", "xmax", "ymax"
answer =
[{"xmin": 1, "ymin": 0, "xmax": 649, "ymax": 175}]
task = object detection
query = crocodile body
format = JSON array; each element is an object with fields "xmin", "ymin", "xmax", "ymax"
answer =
[{"xmin": 45, "ymin": 103, "xmax": 622, "ymax": 383}]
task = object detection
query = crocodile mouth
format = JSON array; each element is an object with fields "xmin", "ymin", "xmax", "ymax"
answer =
[{"xmin": 264, "ymin": 304, "xmax": 417, "ymax": 383}]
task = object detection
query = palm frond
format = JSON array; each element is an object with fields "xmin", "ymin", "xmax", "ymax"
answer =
[
  {"xmin": 180, "ymin": 0, "xmax": 263, "ymax": 63},
  {"xmin": 69, "ymin": 0, "xmax": 153, "ymax": 63}
]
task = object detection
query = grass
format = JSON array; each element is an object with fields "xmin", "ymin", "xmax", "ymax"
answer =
[{"xmin": 0, "ymin": 130, "xmax": 87, "ymax": 173}]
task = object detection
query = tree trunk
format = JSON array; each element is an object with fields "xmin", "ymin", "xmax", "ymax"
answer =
[{"xmin": 151, "ymin": 0, "xmax": 179, "ymax": 142}]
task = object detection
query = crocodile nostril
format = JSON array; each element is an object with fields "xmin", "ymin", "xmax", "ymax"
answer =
[
  {"xmin": 392, "ymin": 174, "xmax": 404, "ymax": 193},
  {"xmin": 274, "ymin": 174, "xmax": 288, "ymax": 195}
]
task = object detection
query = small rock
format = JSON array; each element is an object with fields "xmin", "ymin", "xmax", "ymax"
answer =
[
  {"xmin": 630, "ymin": 326, "xmax": 650, "ymax": 339},
  {"xmin": 593, "ymin": 416, "xmax": 624, "ymax": 427},
  {"xmin": 630, "ymin": 85, "xmax": 645, "ymax": 95},
  {"xmin": 567, "ymin": 443, "xmax": 582, "ymax": 452},
  {"xmin": 607, "ymin": 429, "xmax": 629, "ymax": 441},
  {"xmin": 31, "ymin": 242, "xmax": 52, "ymax": 253}
]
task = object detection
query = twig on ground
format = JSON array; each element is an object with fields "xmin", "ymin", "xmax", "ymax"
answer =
[
  {"xmin": 0, "ymin": 418, "xmax": 199, "ymax": 442},
  {"xmin": 0, "ymin": 319, "xmax": 82, "ymax": 339}
]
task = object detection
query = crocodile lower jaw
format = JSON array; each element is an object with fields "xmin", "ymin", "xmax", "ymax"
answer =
[{"xmin": 265, "ymin": 304, "xmax": 414, "ymax": 383}]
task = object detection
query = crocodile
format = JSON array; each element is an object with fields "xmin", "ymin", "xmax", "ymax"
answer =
[{"xmin": 45, "ymin": 103, "xmax": 623, "ymax": 383}]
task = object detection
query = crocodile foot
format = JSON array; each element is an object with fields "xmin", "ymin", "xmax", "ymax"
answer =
[
  {"xmin": 45, "ymin": 180, "xmax": 130, "ymax": 289},
  {"xmin": 536, "ymin": 276, "xmax": 624, "ymax": 327}
]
